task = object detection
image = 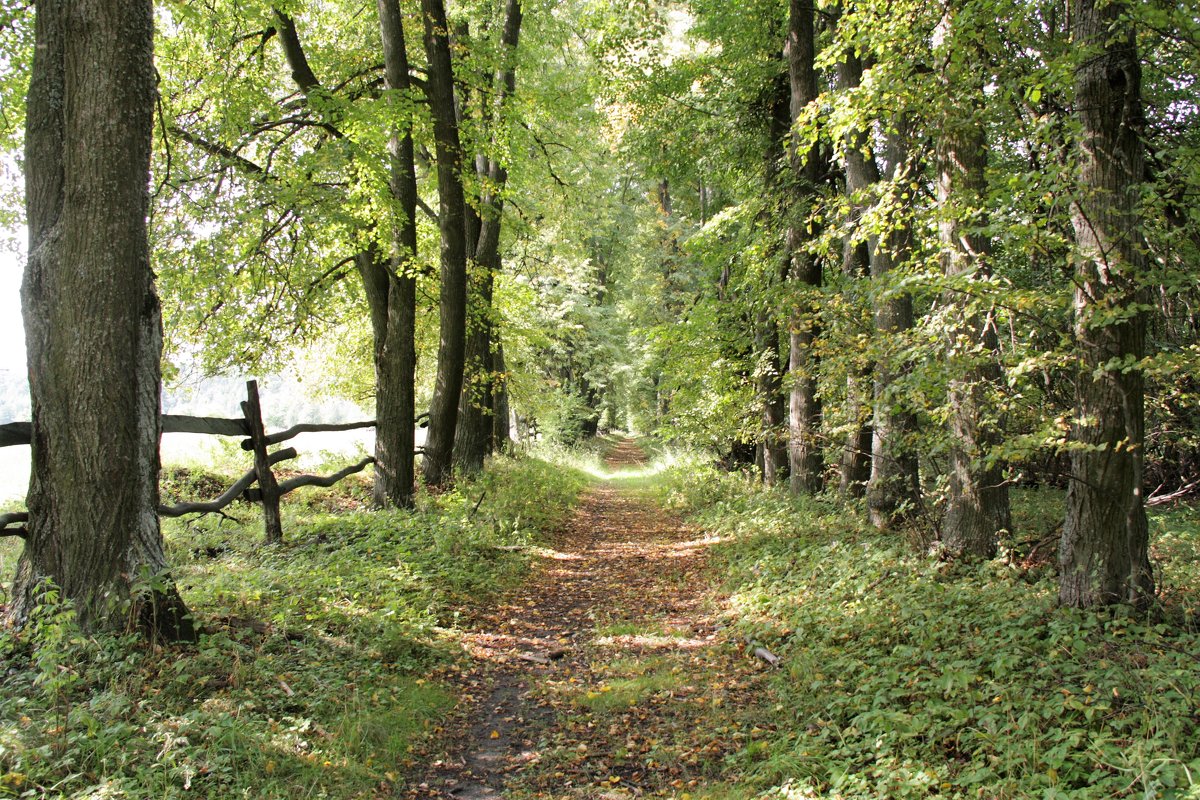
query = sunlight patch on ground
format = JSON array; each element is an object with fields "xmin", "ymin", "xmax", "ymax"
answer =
[
  {"xmin": 579, "ymin": 461, "xmax": 673, "ymax": 481},
  {"xmin": 578, "ymin": 450, "xmax": 683, "ymax": 481},
  {"xmin": 527, "ymin": 546, "xmax": 585, "ymax": 561},
  {"xmin": 594, "ymin": 633, "xmax": 709, "ymax": 650}
]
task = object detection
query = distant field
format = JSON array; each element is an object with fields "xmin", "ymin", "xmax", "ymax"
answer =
[{"xmin": 0, "ymin": 427, "xmax": 393, "ymax": 503}]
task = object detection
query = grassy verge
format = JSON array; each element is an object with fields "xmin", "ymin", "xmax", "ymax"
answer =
[
  {"xmin": 0, "ymin": 453, "xmax": 590, "ymax": 799},
  {"xmin": 653, "ymin": 461, "xmax": 1200, "ymax": 799}
]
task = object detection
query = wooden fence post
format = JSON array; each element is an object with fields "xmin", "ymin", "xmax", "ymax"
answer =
[{"xmin": 242, "ymin": 380, "xmax": 284, "ymax": 544}]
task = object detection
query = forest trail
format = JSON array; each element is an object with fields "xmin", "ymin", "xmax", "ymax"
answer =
[{"xmin": 404, "ymin": 440, "xmax": 773, "ymax": 799}]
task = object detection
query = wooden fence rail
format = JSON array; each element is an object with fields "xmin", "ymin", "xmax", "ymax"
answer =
[{"xmin": 0, "ymin": 380, "xmax": 382, "ymax": 543}]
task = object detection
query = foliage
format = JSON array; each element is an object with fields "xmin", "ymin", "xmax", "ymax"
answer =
[
  {"xmin": 0, "ymin": 453, "xmax": 589, "ymax": 798},
  {"xmin": 654, "ymin": 464, "xmax": 1200, "ymax": 799}
]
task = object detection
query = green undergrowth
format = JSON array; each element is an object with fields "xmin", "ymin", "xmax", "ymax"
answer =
[
  {"xmin": 654, "ymin": 463, "xmax": 1200, "ymax": 799},
  {"xmin": 0, "ymin": 453, "xmax": 590, "ymax": 799}
]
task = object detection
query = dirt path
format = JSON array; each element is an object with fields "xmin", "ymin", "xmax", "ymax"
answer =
[{"xmin": 403, "ymin": 440, "xmax": 771, "ymax": 799}]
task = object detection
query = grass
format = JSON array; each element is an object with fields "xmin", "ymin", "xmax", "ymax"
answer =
[
  {"xmin": 651, "ymin": 462, "xmax": 1200, "ymax": 799},
  {"xmin": 0, "ymin": 452, "xmax": 591, "ymax": 799}
]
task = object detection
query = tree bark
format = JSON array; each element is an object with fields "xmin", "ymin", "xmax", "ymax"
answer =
[
  {"xmin": 420, "ymin": 0, "xmax": 470, "ymax": 487},
  {"xmin": 836, "ymin": 49, "xmax": 921, "ymax": 528},
  {"xmin": 370, "ymin": 0, "xmax": 420, "ymax": 508},
  {"xmin": 865, "ymin": 122, "xmax": 922, "ymax": 529},
  {"xmin": 838, "ymin": 238, "xmax": 873, "ymax": 497},
  {"xmin": 1059, "ymin": 0, "xmax": 1154, "ymax": 608},
  {"xmin": 12, "ymin": 0, "xmax": 193, "ymax": 639},
  {"xmin": 754, "ymin": 73, "xmax": 791, "ymax": 486},
  {"xmin": 840, "ymin": 48, "xmax": 921, "ymax": 525},
  {"xmin": 455, "ymin": 0, "xmax": 522, "ymax": 473},
  {"xmin": 935, "ymin": 11, "xmax": 1011, "ymax": 558},
  {"xmin": 784, "ymin": 0, "xmax": 825, "ymax": 494}
]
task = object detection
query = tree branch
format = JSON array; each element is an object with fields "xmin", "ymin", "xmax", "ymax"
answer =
[{"xmin": 171, "ymin": 125, "xmax": 266, "ymax": 176}]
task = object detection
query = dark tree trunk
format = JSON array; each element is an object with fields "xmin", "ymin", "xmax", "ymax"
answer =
[
  {"xmin": 754, "ymin": 72, "xmax": 790, "ymax": 487},
  {"xmin": 455, "ymin": 268, "xmax": 494, "ymax": 472},
  {"xmin": 12, "ymin": 0, "xmax": 193, "ymax": 639},
  {"xmin": 455, "ymin": 0, "xmax": 522, "ymax": 473},
  {"xmin": 369, "ymin": 0, "xmax": 420, "ymax": 508},
  {"xmin": 838, "ymin": 238, "xmax": 873, "ymax": 497},
  {"xmin": 785, "ymin": 0, "xmax": 825, "ymax": 494},
  {"xmin": 936, "ymin": 11, "xmax": 1011, "ymax": 558},
  {"xmin": 1059, "ymin": 0, "xmax": 1154, "ymax": 608},
  {"xmin": 420, "ymin": 0, "xmax": 469, "ymax": 487}
]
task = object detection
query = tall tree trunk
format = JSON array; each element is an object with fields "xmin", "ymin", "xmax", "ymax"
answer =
[
  {"xmin": 274, "ymin": 6, "xmax": 420, "ymax": 506},
  {"xmin": 754, "ymin": 73, "xmax": 790, "ymax": 486},
  {"xmin": 836, "ymin": 47, "xmax": 921, "ymax": 528},
  {"xmin": 370, "ymin": 0, "xmax": 420, "ymax": 508},
  {"xmin": 935, "ymin": 10, "xmax": 1011, "ymax": 558},
  {"xmin": 1059, "ymin": 0, "xmax": 1154, "ymax": 608},
  {"xmin": 838, "ymin": 238, "xmax": 873, "ymax": 497},
  {"xmin": 865, "ymin": 122, "xmax": 922, "ymax": 529},
  {"xmin": 785, "ymin": 0, "xmax": 825, "ymax": 494},
  {"xmin": 420, "ymin": 0, "xmax": 469, "ymax": 487},
  {"xmin": 12, "ymin": 0, "xmax": 192, "ymax": 639},
  {"xmin": 455, "ymin": 0, "xmax": 522, "ymax": 473},
  {"xmin": 832, "ymin": 40, "xmax": 874, "ymax": 497}
]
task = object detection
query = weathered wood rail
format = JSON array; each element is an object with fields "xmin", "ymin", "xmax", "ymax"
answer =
[{"xmin": 0, "ymin": 380, "xmax": 383, "ymax": 543}]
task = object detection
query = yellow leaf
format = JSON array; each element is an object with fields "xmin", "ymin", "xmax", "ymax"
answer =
[{"xmin": 490, "ymin": 730, "xmax": 500, "ymax": 739}]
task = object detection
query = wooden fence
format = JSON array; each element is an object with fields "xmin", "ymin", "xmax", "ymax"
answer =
[{"xmin": 0, "ymin": 380, "xmax": 383, "ymax": 544}]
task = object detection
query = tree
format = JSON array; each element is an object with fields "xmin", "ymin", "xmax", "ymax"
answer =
[
  {"xmin": 157, "ymin": 3, "xmax": 424, "ymax": 509},
  {"xmin": 454, "ymin": 0, "xmax": 523, "ymax": 473},
  {"xmin": 831, "ymin": 41, "xmax": 921, "ymax": 529},
  {"xmin": 1058, "ymin": 0, "xmax": 1154, "ymax": 607},
  {"xmin": 756, "ymin": 76, "xmax": 790, "ymax": 486},
  {"xmin": 934, "ymin": 2, "xmax": 1011, "ymax": 558},
  {"xmin": 420, "ymin": 0, "xmax": 470, "ymax": 487},
  {"xmin": 784, "ymin": 0, "xmax": 825, "ymax": 494},
  {"xmin": 12, "ymin": 0, "xmax": 193, "ymax": 638},
  {"xmin": 370, "ymin": 0, "xmax": 421, "ymax": 508}
]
